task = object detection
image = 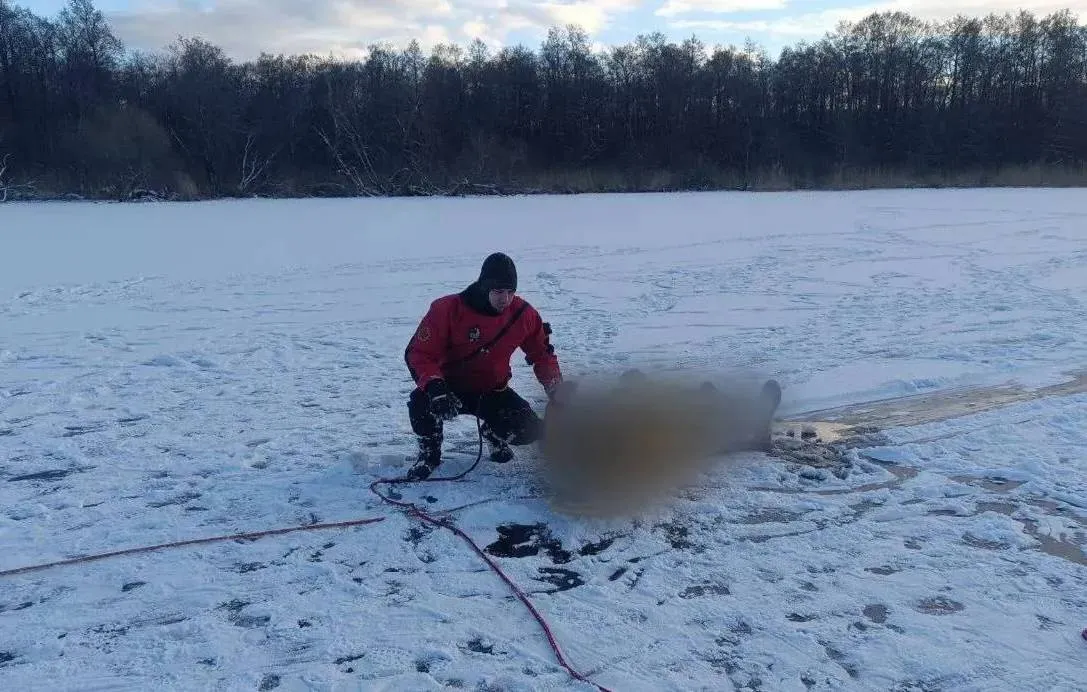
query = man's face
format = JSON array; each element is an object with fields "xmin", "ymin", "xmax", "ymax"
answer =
[{"xmin": 488, "ymin": 288, "xmax": 514, "ymax": 312}]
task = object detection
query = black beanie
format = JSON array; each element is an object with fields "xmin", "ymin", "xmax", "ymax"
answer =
[{"xmin": 478, "ymin": 252, "xmax": 517, "ymax": 291}]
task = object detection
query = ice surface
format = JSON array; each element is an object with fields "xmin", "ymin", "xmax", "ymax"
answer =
[{"xmin": 1, "ymin": 188, "xmax": 1086, "ymax": 690}]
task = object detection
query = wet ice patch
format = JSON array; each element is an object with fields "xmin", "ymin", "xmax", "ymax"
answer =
[
  {"xmin": 960, "ymin": 511, "xmax": 1039, "ymax": 551},
  {"xmin": 859, "ymin": 446, "xmax": 916, "ymax": 464}
]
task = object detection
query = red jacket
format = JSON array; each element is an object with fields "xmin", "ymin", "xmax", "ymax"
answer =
[{"xmin": 404, "ymin": 293, "xmax": 562, "ymax": 395}]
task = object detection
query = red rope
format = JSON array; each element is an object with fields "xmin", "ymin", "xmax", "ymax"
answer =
[
  {"xmin": 0, "ymin": 516, "xmax": 386, "ymax": 578},
  {"xmin": 1, "ymin": 420, "xmax": 614, "ymax": 690},
  {"xmin": 369, "ymin": 419, "xmax": 613, "ymax": 692}
]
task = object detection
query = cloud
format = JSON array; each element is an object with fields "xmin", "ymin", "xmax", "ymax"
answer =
[
  {"xmin": 538, "ymin": 0, "xmax": 642, "ymax": 32},
  {"xmin": 668, "ymin": 7, "xmax": 874, "ymax": 39},
  {"xmin": 664, "ymin": 0, "xmax": 1087, "ymax": 43},
  {"xmin": 94, "ymin": 0, "xmax": 1087, "ymax": 61},
  {"xmin": 106, "ymin": 0, "xmax": 641, "ymax": 61},
  {"xmin": 873, "ymin": 0, "xmax": 1087, "ymax": 22},
  {"xmin": 656, "ymin": 0, "xmax": 787, "ymax": 18}
]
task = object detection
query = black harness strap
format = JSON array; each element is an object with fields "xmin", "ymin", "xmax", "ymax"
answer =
[{"xmin": 445, "ymin": 303, "xmax": 529, "ymax": 371}]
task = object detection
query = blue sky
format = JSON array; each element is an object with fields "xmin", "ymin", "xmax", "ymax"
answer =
[{"xmin": 20, "ymin": 0, "xmax": 1084, "ymax": 61}]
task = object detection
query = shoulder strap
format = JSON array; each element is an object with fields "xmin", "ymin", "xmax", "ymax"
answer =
[{"xmin": 446, "ymin": 303, "xmax": 529, "ymax": 369}]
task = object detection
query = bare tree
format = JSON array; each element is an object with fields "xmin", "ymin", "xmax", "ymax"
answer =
[
  {"xmin": 315, "ymin": 70, "xmax": 398, "ymax": 196},
  {"xmin": 237, "ymin": 132, "xmax": 277, "ymax": 194},
  {"xmin": 0, "ymin": 152, "xmax": 9, "ymax": 201},
  {"xmin": 2, "ymin": 1, "xmax": 1087, "ymax": 198},
  {"xmin": 0, "ymin": 151, "xmax": 35, "ymax": 201}
]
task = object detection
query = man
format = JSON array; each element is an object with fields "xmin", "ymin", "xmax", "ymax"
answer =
[{"xmin": 402, "ymin": 252, "xmax": 566, "ymax": 480}]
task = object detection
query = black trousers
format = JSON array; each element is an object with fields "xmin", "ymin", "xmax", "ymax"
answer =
[{"xmin": 408, "ymin": 386, "xmax": 543, "ymax": 445}]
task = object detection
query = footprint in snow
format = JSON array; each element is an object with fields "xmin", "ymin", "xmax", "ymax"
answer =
[
  {"xmin": 143, "ymin": 355, "xmax": 183, "ymax": 367},
  {"xmin": 535, "ymin": 567, "xmax": 584, "ymax": 593},
  {"xmin": 863, "ymin": 603, "xmax": 889, "ymax": 624},
  {"xmin": 8, "ymin": 467, "xmax": 95, "ymax": 482},
  {"xmin": 62, "ymin": 423, "xmax": 107, "ymax": 437},
  {"xmin": 915, "ymin": 596, "xmax": 964, "ymax": 615}
]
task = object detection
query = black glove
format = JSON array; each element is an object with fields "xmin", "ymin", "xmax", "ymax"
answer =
[{"xmin": 425, "ymin": 379, "xmax": 461, "ymax": 421}]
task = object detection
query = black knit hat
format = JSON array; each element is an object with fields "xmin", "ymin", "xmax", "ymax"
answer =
[{"xmin": 478, "ymin": 252, "xmax": 517, "ymax": 291}]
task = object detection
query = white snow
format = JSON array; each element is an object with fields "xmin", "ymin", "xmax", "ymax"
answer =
[{"xmin": 2, "ymin": 188, "xmax": 1086, "ymax": 691}]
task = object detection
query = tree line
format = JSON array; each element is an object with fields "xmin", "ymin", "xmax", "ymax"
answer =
[{"xmin": 1, "ymin": 0, "xmax": 1086, "ymax": 201}]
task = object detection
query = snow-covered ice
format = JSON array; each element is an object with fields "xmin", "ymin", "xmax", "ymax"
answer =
[{"xmin": 2, "ymin": 188, "xmax": 1086, "ymax": 690}]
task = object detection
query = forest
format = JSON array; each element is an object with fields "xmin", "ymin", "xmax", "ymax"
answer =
[{"xmin": 1, "ymin": 0, "xmax": 1086, "ymax": 200}]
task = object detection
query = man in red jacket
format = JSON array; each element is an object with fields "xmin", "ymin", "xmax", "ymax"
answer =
[{"xmin": 402, "ymin": 252, "xmax": 568, "ymax": 480}]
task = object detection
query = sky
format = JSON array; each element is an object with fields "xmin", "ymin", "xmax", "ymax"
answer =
[{"xmin": 20, "ymin": 0, "xmax": 1087, "ymax": 61}]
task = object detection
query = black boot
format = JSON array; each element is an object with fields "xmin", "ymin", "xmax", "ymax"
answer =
[
  {"xmin": 481, "ymin": 423, "xmax": 514, "ymax": 463},
  {"xmin": 405, "ymin": 434, "xmax": 442, "ymax": 480}
]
